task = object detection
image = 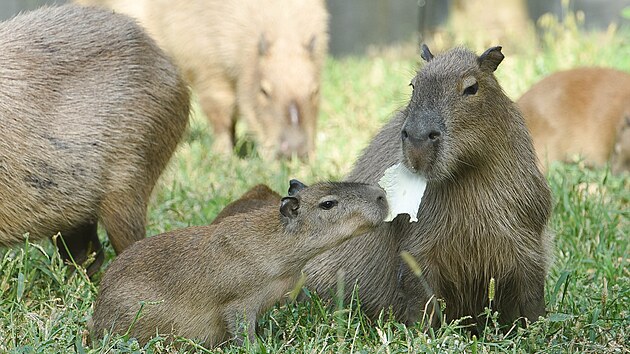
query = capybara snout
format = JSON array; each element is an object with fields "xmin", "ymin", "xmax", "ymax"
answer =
[
  {"xmin": 256, "ymin": 56, "xmax": 321, "ymax": 159},
  {"xmin": 401, "ymin": 115, "xmax": 444, "ymax": 174}
]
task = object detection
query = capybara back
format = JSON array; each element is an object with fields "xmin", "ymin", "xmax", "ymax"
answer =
[{"xmin": 518, "ymin": 67, "xmax": 630, "ymax": 173}]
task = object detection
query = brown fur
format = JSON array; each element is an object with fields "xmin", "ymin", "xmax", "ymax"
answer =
[
  {"xmin": 91, "ymin": 181, "xmax": 387, "ymax": 347},
  {"xmin": 517, "ymin": 67, "xmax": 630, "ymax": 173},
  {"xmin": 212, "ymin": 184, "xmax": 281, "ymax": 225},
  {"xmin": 75, "ymin": 0, "xmax": 329, "ymax": 159},
  {"xmin": 0, "ymin": 5, "xmax": 190, "ymax": 275},
  {"xmin": 611, "ymin": 115, "xmax": 630, "ymax": 174},
  {"xmin": 303, "ymin": 46, "xmax": 553, "ymax": 330}
]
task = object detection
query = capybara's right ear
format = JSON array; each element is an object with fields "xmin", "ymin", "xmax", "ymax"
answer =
[
  {"xmin": 420, "ymin": 44, "xmax": 434, "ymax": 62},
  {"xmin": 288, "ymin": 179, "xmax": 307, "ymax": 196},
  {"xmin": 280, "ymin": 197, "xmax": 300, "ymax": 218},
  {"xmin": 478, "ymin": 46, "xmax": 504, "ymax": 73}
]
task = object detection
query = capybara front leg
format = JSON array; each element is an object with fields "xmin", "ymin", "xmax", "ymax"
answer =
[
  {"xmin": 100, "ymin": 194, "xmax": 147, "ymax": 255},
  {"xmin": 225, "ymin": 306, "xmax": 258, "ymax": 346},
  {"xmin": 518, "ymin": 273, "xmax": 546, "ymax": 326},
  {"xmin": 54, "ymin": 221, "xmax": 104, "ymax": 276},
  {"xmin": 197, "ymin": 77, "xmax": 237, "ymax": 154}
]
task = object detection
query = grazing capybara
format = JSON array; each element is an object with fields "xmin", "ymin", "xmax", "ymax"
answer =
[
  {"xmin": 75, "ymin": 0, "xmax": 329, "ymax": 159},
  {"xmin": 303, "ymin": 45, "xmax": 553, "ymax": 330},
  {"xmin": 517, "ymin": 67, "xmax": 630, "ymax": 173},
  {"xmin": 91, "ymin": 180, "xmax": 388, "ymax": 347},
  {"xmin": 0, "ymin": 5, "xmax": 190, "ymax": 275},
  {"xmin": 212, "ymin": 184, "xmax": 281, "ymax": 225}
]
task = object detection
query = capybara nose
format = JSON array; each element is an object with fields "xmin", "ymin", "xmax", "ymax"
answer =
[
  {"xmin": 401, "ymin": 128, "xmax": 441, "ymax": 147},
  {"xmin": 278, "ymin": 133, "xmax": 308, "ymax": 159}
]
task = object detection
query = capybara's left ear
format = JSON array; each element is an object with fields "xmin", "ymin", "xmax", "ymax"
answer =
[
  {"xmin": 280, "ymin": 197, "xmax": 300, "ymax": 218},
  {"xmin": 288, "ymin": 179, "xmax": 307, "ymax": 196},
  {"xmin": 478, "ymin": 46, "xmax": 504, "ymax": 73}
]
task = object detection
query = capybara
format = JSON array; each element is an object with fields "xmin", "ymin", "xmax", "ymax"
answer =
[
  {"xmin": 517, "ymin": 67, "xmax": 630, "ymax": 173},
  {"xmin": 91, "ymin": 180, "xmax": 388, "ymax": 347},
  {"xmin": 0, "ymin": 5, "xmax": 190, "ymax": 275},
  {"xmin": 303, "ymin": 45, "xmax": 553, "ymax": 330},
  {"xmin": 611, "ymin": 115, "xmax": 630, "ymax": 174},
  {"xmin": 212, "ymin": 184, "xmax": 281, "ymax": 225},
  {"xmin": 75, "ymin": 0, "xmax": 329, "ymax": 159}
]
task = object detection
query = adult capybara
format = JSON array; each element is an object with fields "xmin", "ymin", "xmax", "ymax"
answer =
[
  {"xmin": 0, "ymin": 5, "xmax": 190, "ymax": 275},
  {"xmin": 303, "ymin": 45, "xmax": 553, "ymax": 330},
  {"xmin": 91, "ymin": 180, "xmax": 388, "ymax": 347},
  {"xmin": 211, "ymin": 184, "xmax": 281, "ymax": 225},
  {"xmin": 517, "ymin": 67, "xmax": 630, "ymax": 173},
  {"xmin": 75, "ymin": 0, "xmax": 329, "ymax": 159}
]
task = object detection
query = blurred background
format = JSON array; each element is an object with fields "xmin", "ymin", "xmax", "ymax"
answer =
[{"xmin": 3, "ymin": 0, "xmax": 628, "ymax": 57}]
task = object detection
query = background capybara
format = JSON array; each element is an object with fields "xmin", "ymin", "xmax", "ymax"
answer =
[
  {"xmin": 303, "ymin": 45, "xmax": 553, "ymax": 330},
  {"xmin": 0, "ymin": 5, "xmax": 190, "ymax": 275},
  {"xmin": 91, "ymin": 181, "xmax": 388, "ymax": 347},
  {"xmin": 611, "ymin": 115, "xmax": 630, "ymax": 174},
  {"xmin": 211, "ymin": 184, "xmax": 281, "ymax": 225},
  {"xmin": 76, "ymin": 0, "xmax": 329, "ymax": 159},
  {"xmin": 517, "ymin": 67, "xmax": 630, "ymax": 173}
]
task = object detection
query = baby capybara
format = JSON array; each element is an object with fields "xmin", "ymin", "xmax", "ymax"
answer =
[
  {"xmin": 91, "ymin": 180, "xmax": 387, "ymax": 347},
  {"xmin": 0, "ymin": 5, "xmax": 190, "ymax": 275}
]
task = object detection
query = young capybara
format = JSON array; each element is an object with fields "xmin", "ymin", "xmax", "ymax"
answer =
[
  {"xmin": 211, "ymin": 184, "xmax": 281, "ymax": 225},
  {"xmin": 75, "ymin": 0, "xmax": 329, "ymax": 159},
  {"xmin": 0, "ymin": 5, "xmax": 190, "ymax": 275},
  {"xmin": 517, "ymin": 67, "xmax": 630, "ymax": 173},
  {"xmin": 303, "ymin": 45, "xmax": 554, "ymax": 330},
  {"xmin": 91, "ymin": 180, "xmax": 388, "ymax": 347}
]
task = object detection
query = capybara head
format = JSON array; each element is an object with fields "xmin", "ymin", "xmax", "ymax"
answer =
[
  {"xmin": 401, "ymin": 45, "xmax": 509, "ymax": 181},
  {"xmin": 248, "ymin": 3, "xmax": 328, "ymax": 159},
  {"xmin": 280, "ymin": 179, "xmax": 388, "ymax": 251},
  {"xmin": 611, "ymin": 115, "xmax": 630, "ymax": 174}
]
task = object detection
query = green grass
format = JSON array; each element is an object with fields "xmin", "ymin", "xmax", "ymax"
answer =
[{"xmin": 1, "ymin": 22, "xmax": 629, "ymax": 353}]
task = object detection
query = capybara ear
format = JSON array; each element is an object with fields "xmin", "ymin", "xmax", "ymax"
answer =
[
  {"xmin": 280, "ymin": 197, "xmax": 300, "ymax": 218},
  {"xmin": 478, "ymin": 46, "xmax": 504, "ymax": 73},
  {"xmin": 258, "ymin": 33, "xmax": 269, "ymax": 56},
  {"xmin": 420, "ymin": 44, "xmax": 434, "ymax": 62},
  {"xmin": 288, "ymin": 179, "xmax": 307, "ymax": 196}
]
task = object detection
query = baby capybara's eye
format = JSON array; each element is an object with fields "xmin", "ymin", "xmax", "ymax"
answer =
[{"xmin": 319, "ymin": 200, "xmax": 338, "ymax": 210}]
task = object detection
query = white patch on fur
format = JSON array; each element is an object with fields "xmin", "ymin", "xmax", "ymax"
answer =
[{"xmin": 378, "ymin": 163, "xmax": 427, "ymax": 222}]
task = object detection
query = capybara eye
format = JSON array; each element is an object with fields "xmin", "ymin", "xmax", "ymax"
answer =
[
  {"xmin": 319, "ymin": 200, "xmax": 338, "ymax": 210},
  {"xmin": 260, "ymin": 80, "xmax": 272, "ymax": 98},
  {"xmin": 463, "ymin": 82, "xmax": 479, "ymax": 96},
  {"xmin": 261, "ymin": 87, "xmax": 270, "ymax": 98}
]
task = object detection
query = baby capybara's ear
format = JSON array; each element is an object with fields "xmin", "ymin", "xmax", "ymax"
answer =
[
  {"xmin": 280, "ymin": 197, "xmax": 300, "ymax": 218},
  {"xmin": 420, "ymin": 44, "xmax": 434, "ymax": 62},
  {"xmin": 478, "ymin": 46, "xmax": 504, "ymax": 73},
  {"xmin": 288, "ymin": 179, "xmax": 307, "ymax": 196}
]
